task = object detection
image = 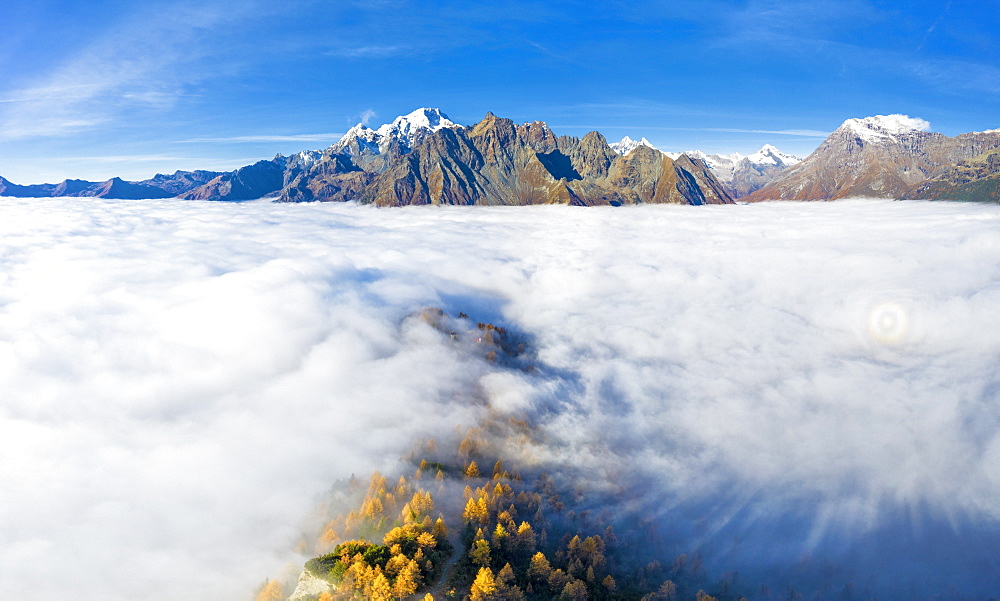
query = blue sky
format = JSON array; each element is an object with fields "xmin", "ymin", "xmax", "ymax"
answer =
[{"xmin": 2, "ymin": 0, "xmax": 998, "ymax": 184}]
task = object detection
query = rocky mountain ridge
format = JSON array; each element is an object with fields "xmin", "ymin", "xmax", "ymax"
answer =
[
  {"xmin": 4, "ymin": 110, "xmax": 999, "ymax": 203},
  {"xmin": 747, "ymin": 114, "xmax": 1000, "ymax": 201},
  {"xmin": 1, "ymin": 109, "xmax": 733, "ymax": 205},
  {"xmin": 278, "ymin": 111, "xmax": 733, "ymax": 206}
]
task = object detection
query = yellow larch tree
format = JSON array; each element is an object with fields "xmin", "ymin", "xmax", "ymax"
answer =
[
  {"xmin": 369, "ymin": 570, "xmax": 393, "ymax": 601},
  {"xmin": 527, "ymin": 551, "xmax": 552, "ymax": 583},
  {"xmin": 561, "ymin": 579, "xmax": 589, "ymax": 601},
  {"xmin": 470, "ymin": 567, "xmax": 497, "ymax": 601},
  {"xmin": 417, "ymin": 531, "xmax": 437, "ymax": 550},
  {"xmin": 470, "ymin": 538, "xmax": 492, "ymax": 567},
  {"xmin": 433, "ymin": 517, "xmax": 448, "ymax": 540},
  {"xmin": 602, "ymin": 575, "xmax": 617, "ymax": 591},
  {"xmin": 255, "ymin": 579, "xmax": 284, "ymax": 601},
  {"xmin": 393, "ymin": 560, "xmax": 419, "ymax": 599}
]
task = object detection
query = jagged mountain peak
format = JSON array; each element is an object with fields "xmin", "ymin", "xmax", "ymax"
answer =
[
  {"xmin": 375, "ymin": 107, "xmax": 458, "ymax": 139},
  {"xmin": 610, "ymin": 136, "xmax": 656, "ymax": 156},
  {"xmin": 331, "ymin": 108, "xmax": 461, "ymax": 156},
  {"xmin": 745, "ymin": 144, "xmax": 802, "ymax": 167}
]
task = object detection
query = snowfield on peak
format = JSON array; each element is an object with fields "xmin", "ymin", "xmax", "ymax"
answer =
[
  {"xmin": 684, "ymin": 145, "xmax": 801, "ymax": 182},
  {"xmin": 745, "ymin": 144, "xmax": 802, "ymax": 167},
  {"xmin": 841, "ymin": 114, "xmax": 932, "ymax": 143},
  {"xmin": 609, "ymin": 135, "xmax": 657, "ymax": 156},
  {"xmin": 683, "ymin": 150, "xmax": 745, "ymax": 173},
  {"xmin": 374, "ymin": 107, "xmax": 459, "ymax": 140},
  {"xmin": 331, "ymin": 107, "xmax": 461, "ymax": 155}
]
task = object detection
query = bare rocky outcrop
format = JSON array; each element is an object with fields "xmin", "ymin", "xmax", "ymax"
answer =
[{"xmin": 285, "ymin": 568, "xmax": 334, "ymax": 601}]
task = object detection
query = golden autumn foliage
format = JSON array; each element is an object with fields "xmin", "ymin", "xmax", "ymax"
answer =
[
  {"xmin": 291, "ymin": 414, "xmax": 736, "ymax": 601},
  {"xmin": 528, "ymin": 551, "xmax": 552, "ymax": 582},
  {"xmin": 393, "ymin": 559, "xmax": 419, "ymax": 599},
  {"xmin": 369, "ymin": 570, "xmax": 392, "ymax": 601},
  {"xmin": 255, "ymin": 579, "xmax": 284, "ymax": 601},
  {"xmin": 470, "ymin": 538, "xmax": 492, "ymax": 567},
  {"xmin": 602, "ymin": 574, "xmax": 617, "ymax": 591},
  {"xmin": 470, "ymin": 567, "xmax": 497, "ymax": 601}
]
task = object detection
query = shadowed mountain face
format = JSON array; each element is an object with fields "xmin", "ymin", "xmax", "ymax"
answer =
[
  {"xmin": 177, "ymin": 160, "xmax": 285, "ymax": 201},
  {"xmin": 277, "ymin": 113, "xmax": 733, "ymax": 206},
  {"xmin": 0, "ymin": 171, "xmax": 222, "ymax": 199},
  {"xmin": 747, "ymin": 117, "xmax": 1000, "ymax": 201}
]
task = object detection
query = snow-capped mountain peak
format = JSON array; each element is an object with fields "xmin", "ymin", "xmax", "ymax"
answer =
[
  {"xmin": 375, "ymin": 107, "xmax": 459, "ymax": 140},
  {"xmin": 841, "ymin": 114, "xmax": 931, "ymax": 143},
  {"xmin": 683, "ymin": 150, "xmax": 744, "ymax": 172},
  {"xmin": 745, "ymin": 144, "xmax": 802, "ymax": 167},
  {"xmin": 609, "ymin": 136, "xmax": 656, "ymax": 156},
  {"xmin": 332, "ymin": 108, "xmax": 461, "ymax": 156}
]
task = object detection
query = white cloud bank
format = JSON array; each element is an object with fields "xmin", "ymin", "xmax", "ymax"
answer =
[{"xmin": 1, "ymin": 198, "xmax": 999, "ymax": 599}]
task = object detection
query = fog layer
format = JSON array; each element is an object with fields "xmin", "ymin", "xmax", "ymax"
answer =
[{"xmin": 1, "ymin": 198, "xmax": 998, "ymax": 599}]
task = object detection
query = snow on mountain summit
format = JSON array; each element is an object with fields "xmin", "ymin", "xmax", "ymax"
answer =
[
  {"xmin": 683, "ymin": 150, "xmax": 745, "ymax": 174},
  {"xmin": 841, "ymin": 114, "xmax": 932, "ymax": 143},
  {"xmin": 745, "ymin": 144, "xmax": 802, "ymax": 167},
  {"xmin": 375, "ymin": 107, "xmax": 459, "ymax": 140},
  {"xmin": 332, "ymin": 108, "xmax": 461, "ymax": 155},
  {"xmin": 610, "ymin": 136, "xmax": 656, "ymax": 156}
]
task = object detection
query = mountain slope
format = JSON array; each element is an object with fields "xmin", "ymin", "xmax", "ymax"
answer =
[
  {"xmin": 178, "ymin": 160, "xmax": 285, "ymax": 201},
  {"xmin": 909, "ymin": 146, "xmax": 1000, "ymax": 201},
  {"xmin": 747, "ymin": 115, "xmax": 1000, "ymax": 201}
]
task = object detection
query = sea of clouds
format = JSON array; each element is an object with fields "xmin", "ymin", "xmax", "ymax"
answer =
[{"xmin": 1, "ymin": 198, "xmax": 998, "ymax": 600}]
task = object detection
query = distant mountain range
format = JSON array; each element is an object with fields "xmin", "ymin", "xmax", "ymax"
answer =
[
  {"xmin": 2, "ymin": 109, "xmax": 998, "ymax": 203},
  {"xmin": 681, "ymin": 144, "xmax": 802, "ymax": 198}
]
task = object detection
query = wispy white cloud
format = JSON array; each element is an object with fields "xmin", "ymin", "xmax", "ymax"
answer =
[
  {"xmin": 701, "ymin": 126, "xmax": 831, "ymax": 137},
  {"xmin": 359, "ymin": 108, "xmax": 377, "ymax": 125},
  {"xmin": 0, "ymin": 1, "xmax": 273, "ymax": 140},
  {"xmin": 548, "ymin": 124, "xmax": 830, "ymax": 137},
  {"xmin": 180, "ymin": 133, "xmax": 345, "ymax": 144},
  {"xmin": 326, "ymin": 45, "xmax": 409, "ymax": 58}
]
